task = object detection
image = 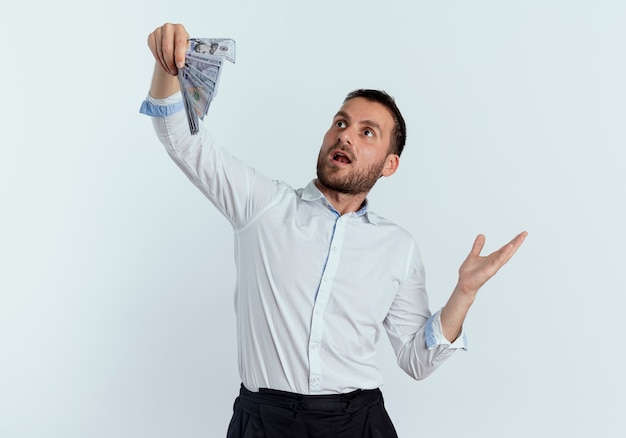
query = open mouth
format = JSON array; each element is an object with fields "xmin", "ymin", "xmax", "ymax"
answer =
[{"xmin": 332, "ymin": 151, "xmax": 352, "ymax": 164}]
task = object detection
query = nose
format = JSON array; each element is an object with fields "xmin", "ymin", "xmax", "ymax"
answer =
[{"xmin": 337, "ymin": 129, "xmax": 353, "ymax": 146}]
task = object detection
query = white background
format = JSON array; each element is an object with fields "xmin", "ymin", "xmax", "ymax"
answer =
[{"xmin": 2, "ymin": 1, "xmax": 625, "ymax": 437}]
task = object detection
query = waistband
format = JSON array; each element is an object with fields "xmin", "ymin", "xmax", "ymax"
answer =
[{"xmin": 237, "ymin": 384, "xmax": 383, "ymax": 414}]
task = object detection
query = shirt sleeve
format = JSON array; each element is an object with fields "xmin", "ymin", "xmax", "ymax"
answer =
[
  {"xmin": 141, "ymin": 93, "xmax": 282, "ymax": 228},
  {"xmin": 425, "ymin": 309, "xmax": 468, "ymax": 350},
  {"xmin": 383, "ymin": 240, "xmax": 466, "ymax": 381},
  {"xmin": 139, "ymin": 92, "xmax": 185, "ymax": 117}
]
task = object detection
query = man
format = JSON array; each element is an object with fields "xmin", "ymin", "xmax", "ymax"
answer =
[{"xmin": 141, "ymin": 22, "xmax": 527, "ymax": 438}]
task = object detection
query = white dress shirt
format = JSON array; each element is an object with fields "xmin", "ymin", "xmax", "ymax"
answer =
[{"xmin": 140, "ymin": 93, "xmax": 467, "ymax": 394}]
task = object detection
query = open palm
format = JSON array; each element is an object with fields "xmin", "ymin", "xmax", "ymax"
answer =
[{"xmin": 457, "ymin": 231, "xmax": 528, "ymax": 296}]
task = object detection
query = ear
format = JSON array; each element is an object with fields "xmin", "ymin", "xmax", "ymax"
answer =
[{"xmin": 381, "ymin": 154, "xmax": 400, "ymax": 177}]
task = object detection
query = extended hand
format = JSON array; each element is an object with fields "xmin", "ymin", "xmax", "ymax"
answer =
[
  {"xmin": 440, "ymin": 231, "xmax": 527, "ymax": 342},
  {"xmin": 457, "ymin": 231, "xmax": 528, "ymax": 298}
]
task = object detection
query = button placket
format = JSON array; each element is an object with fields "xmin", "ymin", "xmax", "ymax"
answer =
[{"xmin": 308, "ymin": 215, "xmax": 346, "ymax": 392}]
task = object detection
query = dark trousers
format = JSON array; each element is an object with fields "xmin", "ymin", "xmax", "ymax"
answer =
[{"xmin": 226, "ymin": 384, "xmax": 399, "ymax": 438}]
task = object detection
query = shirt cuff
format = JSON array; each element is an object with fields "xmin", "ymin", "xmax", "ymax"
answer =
[
  {"xmin": 139, "ymin": 91, "xmax": 184, "ymax": 117},
  {"xmin": 425, "ymin": 309, "xmax": 468, "ymax": 350}
]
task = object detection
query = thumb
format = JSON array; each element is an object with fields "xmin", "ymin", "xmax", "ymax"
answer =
[{"xmin": 469, "ymin": 234, "xmax": 486, "ymax": 257}]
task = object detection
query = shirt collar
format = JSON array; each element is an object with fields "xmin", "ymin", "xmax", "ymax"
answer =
[{"xmin": 301, "ymin": 180, "xmax": 378, "ymax": 225}]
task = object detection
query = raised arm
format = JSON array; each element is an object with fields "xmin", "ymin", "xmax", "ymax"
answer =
[
  {"xmin": 147, "ymin": 23, "xmax": 190, "ymax": 98},
  {"xmin": 440, "ymin": 231, "xmax": 528, "ymax": 342}
]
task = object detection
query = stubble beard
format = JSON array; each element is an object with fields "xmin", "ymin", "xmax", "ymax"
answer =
[{"xmin": 316, "ymin": 153, "xmax": 386, "ymax": 196}]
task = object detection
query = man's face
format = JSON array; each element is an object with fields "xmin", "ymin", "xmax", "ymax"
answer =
[{"xmin": 316, "ymin": 97, "xmax": 398, "ymax": 196}]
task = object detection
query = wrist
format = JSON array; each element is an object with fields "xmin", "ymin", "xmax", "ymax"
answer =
[
  {"xmin": 450, "ymin": 283, "xmax": 477, "ymax": 308},
  {"xmin": 149, "ymin": 62, "xmax": 181, "ymax": 99},
  {"xmin": 454, "ymin": 279, "xmax": 479, "ymax": 300}
]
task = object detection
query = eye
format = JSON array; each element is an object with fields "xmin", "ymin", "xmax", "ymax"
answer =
[
  {"xmin": 363, "ymin": 129, "xmax": 374, "ymax": 138},
  {"xmin": 335, "ymin": 120, "xmax": 347, "ymax": 128}
]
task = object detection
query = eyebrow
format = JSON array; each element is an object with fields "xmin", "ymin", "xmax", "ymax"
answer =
[{"xmin": 334, "ymin": 110, "xmax": 383, "ymax": 135}]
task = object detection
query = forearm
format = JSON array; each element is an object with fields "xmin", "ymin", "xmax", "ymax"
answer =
[
  {"xmin": 149, "ymin": 62, "xmax": 180, "ymax": 99},
  {"xmin": 440, "ymin": 285, "xmax": 475, "ymax": 342}
]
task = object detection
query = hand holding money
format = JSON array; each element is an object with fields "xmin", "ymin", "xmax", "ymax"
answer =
[
  {"xmin": 147, "ymin": 23, "xmax": 190, "ymax": 77},
  {"xmin": 147, "ymin": 23, "xmax": 236, "ymax": 134}
]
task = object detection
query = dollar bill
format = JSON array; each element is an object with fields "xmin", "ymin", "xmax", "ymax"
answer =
[
  {"xmin": 188, "ymin": 38, "xmax": 236, "ymax": 64},
  {"xmin": 178, "ymin": 69, "xmax": 199, "ymax": 135},
  {"xmin": 180, "ymin": 67, "xmax": 213, "ymax": 121},
  {"xmin": 178, "ymin": 37, "xmax": 236, "ymax": 134}
]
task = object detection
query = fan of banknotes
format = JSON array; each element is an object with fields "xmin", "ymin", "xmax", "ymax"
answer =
[{"xmin": 178, "ymin": 37, "xmax": 236, "ymax": 134}]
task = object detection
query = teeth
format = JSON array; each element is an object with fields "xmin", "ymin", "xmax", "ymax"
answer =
[{"xmin": 332, "ymin": 151, "xmax": 351, "ymax": 163}]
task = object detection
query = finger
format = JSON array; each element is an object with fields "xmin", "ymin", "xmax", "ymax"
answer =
[
  {"xmin": 161, "ymin": 23, "xmax": 190, "ymax": 74},
  {"xmin": 159, "ymin": 23, "xmax": 179, "ymax": 75},
  {"xmin": 502, "ymin": 231, "xmax": 528, "ymax": 257},
  {"xmin": 148, "ymin": 26, "xmax": 170, "ymax": 75},
  {"xmin": 173, "ymin": 28, "xmax": 190, "ymax": 70},
  {"xmin": 469, "ymin": 234, "xmax": 485, "ymax": 258},
  {"xmin": 492, "ymin": 231, "xmax": 528, "ymax": 266}
]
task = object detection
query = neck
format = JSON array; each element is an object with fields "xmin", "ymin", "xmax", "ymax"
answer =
[{"xmin": 314, "ymin": 179, "xmax": 368, "ymax": 215}]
